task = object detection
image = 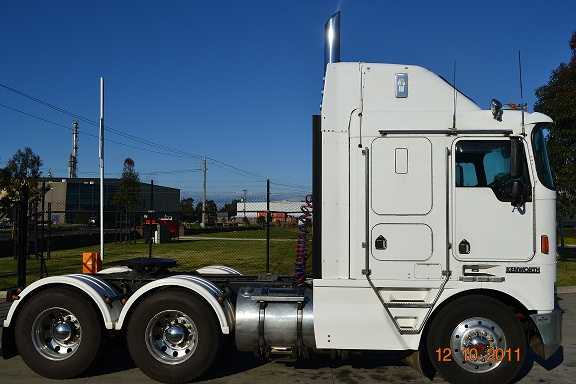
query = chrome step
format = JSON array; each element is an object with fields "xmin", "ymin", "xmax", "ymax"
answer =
[{"xmin": 384, "ymin": 302, "xmax": 432, "ymax": 308}]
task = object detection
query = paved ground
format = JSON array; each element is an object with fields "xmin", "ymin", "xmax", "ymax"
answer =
[{"xmin": 1, "ymin": 294, "xmax": 574, "ymax": 384}]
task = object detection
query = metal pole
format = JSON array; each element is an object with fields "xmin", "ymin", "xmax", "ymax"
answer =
[
  {"xmin": 40, "ymin": 183, "xmax": 47, "ymax": 277},
  {"xmin": 99, "ymin": 77, "xmax": 105, "ymax": 262},
  {"xmin": 33, "ymin": 200, "xmax": 38, "ymax": 259},
  {"xmin": 17, "ymin": 185, "xmax": 29, "ymax": 287},
  {"xmin": 47, "ymin": 202, "xmax": 51, "ymax": 260},
  {"xmin": 266, "ymin": 179, "xmax": 270, "ymax": 273},
  {"xmin": 242, "ymin": 189, "xmax": 247, "ymax": 219},
  {"xmin": 149, "ymin": 180, "xmax": 154, "ymax": 258},
  {"xmin": 201, "ymin": 158, "xmax": 207, "ymax": 228},
  {"xmin": 41, "ymin": 181, "xmax": 45, "ymax": 249}
]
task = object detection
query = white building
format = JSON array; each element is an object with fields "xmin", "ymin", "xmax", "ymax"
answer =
[{"xmin": 234, "ymin": 200, "xmax": 306, "ymax": 222}]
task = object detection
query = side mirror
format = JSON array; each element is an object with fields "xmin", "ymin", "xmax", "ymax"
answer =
[
  {"xmin": 510, "ymin": 180, "xmax": 524, "ymax": 208},
  {"xmin": 510, "ymin": 138, "xmax": 523, "ymax": 179}
]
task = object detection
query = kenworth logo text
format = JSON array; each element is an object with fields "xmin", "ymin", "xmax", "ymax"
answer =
[{"xmin": 505, "ymin": 266, "xmax": 541, "ymax": 274}]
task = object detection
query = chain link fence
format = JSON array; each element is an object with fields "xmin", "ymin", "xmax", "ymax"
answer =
[
  {"xmin": 1, "ymin": 181, "xmax": 312, "ymax": 290},
  {"xmin": 558, "ymin": 220, "xmax": 576, "ymax": 258},
  {"xmin": 144, "ymin": 183, "xmax": 313, "ymax": 277}
]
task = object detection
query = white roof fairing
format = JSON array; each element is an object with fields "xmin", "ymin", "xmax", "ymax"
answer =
[{"xmin": 322, "ymin": 63, "xmax": 553, "ymax": 136}]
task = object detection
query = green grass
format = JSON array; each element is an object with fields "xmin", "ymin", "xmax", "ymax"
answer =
[
  {"xmin": 0, "ymin": 228, "xmax": 310, "ymax": 289},
  {"xmin": 188, "ymin": 226, "xmax": 300, "ymax": 239},
  {"xmin": 2, "ymin": 227, "xmax": 576, "ymax": 289},
  {"xmin": 557, "ymin": 259, "xmax": 576, "ymax": 287}
]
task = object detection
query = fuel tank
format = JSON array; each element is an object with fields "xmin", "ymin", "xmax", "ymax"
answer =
[{"xmin": 235, "ymin": 287, "xmax": 315, "ymax": 354}]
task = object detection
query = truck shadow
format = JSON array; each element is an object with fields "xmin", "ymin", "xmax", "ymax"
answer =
[
  {"xmin": 80, "ymin": 339, "xmax": 412, "ymax": 380},
  {"xmin": 79, "ymin": 335, "xmax": 563, "ymax": 382},
  {"xmin": 81, "ymin": 338, "xmax": 265, "ymax": 379}
]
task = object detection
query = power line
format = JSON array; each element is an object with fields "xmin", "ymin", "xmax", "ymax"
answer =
[
  {"xmin": 0, "ymin": 82, "xmax": 98, "ymax": 124},
  {"xmin": 0, "ymin": 102, "xmax": 190, "ymax": 159},
  {"xmin": 0, "ymin": 81, "xmax": 308, "ymax": 189},
  {"xmin": 270, "ymin": 181, "xmax": 311, "ymax": 191},
  {"xmin": 0, "ymin": 81, "xmax": 205, "ymax": 160}
]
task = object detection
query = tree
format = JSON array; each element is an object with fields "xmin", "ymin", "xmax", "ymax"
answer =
[
  {"xmin": 194, "ymin": 200, "xmax": 217, "ymax": 223},
  {"xmin": 181, "ymin": 197, "xmax": 195, "ymax": 222},
  {"xmin": 0, "ymin": 147, "xmax": 42, "ymax": 219},
  {"xmin": 534, "ymin": 32, "xmax": 576, "ymax": 219},
  {"xmin": 113, "ymin": 158, "xmax": 141, "ymax": 212},
  {"xmin": 219, "ymin": 199, "xmax": 239, "ymax": 219}
]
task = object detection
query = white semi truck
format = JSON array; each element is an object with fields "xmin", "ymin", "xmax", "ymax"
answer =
[{"xmin": 0, "ymin": 12, "xmax": 562, "ymax": 384}]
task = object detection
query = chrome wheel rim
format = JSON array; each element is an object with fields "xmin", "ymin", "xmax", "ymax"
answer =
[
  {"xmin": 450, "ymin": 317, "xmax": 507, "ymax": 373},
  {"xmin": 31, "ymin": 307, "xmax": 82, "ymax": 361},
  {"xmin": 145, "ymin": 310, "xmax": 198, "ymax": 365}
]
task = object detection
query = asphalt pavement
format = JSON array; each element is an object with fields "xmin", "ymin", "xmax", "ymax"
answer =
[{"xmin": 1, "ymin": 293, "xmax": 574, "ymax": 384}]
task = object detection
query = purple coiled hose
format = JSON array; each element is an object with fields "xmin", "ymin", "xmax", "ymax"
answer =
[{"xmin": 294, "ymin": 195, "xmax": 313, "ymax": 285}]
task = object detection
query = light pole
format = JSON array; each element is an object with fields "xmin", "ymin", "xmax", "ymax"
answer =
[
  {"xmin": 242, "ymin": 189, "xmax": 247, "ymax": 219},
  {"xmin": 98, "ymin": 77, "xmax": 105, "ymax": 262}
]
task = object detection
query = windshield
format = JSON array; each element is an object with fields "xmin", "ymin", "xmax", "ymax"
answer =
[{"xmin": 531, "ymin": 124, "xmax": 555, "ymax": 190}]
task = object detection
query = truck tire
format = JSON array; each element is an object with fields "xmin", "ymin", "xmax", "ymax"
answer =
[
  {"xmin": 426, "ymin": 295, "xmax": 528, "ymax": 384},
  {"xmin": 14, "ymin": 287, "xmax": 102, "ymax": 379},
  {"xmin": 126, "ymin": 289, "xmax": 222, "ymax": 384}
]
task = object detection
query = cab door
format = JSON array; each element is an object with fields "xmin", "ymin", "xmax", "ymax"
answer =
[
  {"xmin": 452, "ymin": 137, "xmax": 534, "ymax": 261},
  {"xmin": 366, "ymin": 136, "xmax": 439, "ymax": 280}
]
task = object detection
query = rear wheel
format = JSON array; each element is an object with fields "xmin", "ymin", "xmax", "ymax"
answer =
[
  {"xmin": 426, "ymin": 295, "xmax": 528, "ymax": 384},
  {"xmin": 127, "ymin": 290, "xmax": 222, "ymax": 383},
  {"xmin": 14, "ymin": 287, "xmax": 102, "ymax": 379}
]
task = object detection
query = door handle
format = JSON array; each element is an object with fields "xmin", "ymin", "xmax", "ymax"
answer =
[
  {"xmin": 459, "ymin": 239, "xmax": 471, "ymax": 254},
  {"xmin": 375, "ymin": 235, "xmax": 387, "ymax": 250}
]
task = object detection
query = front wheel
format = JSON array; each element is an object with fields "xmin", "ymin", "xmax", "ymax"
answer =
[
  {"xmin": 127, "ymin": 289, "xmax": 222, "ymax": 383},
  {"xmin": 426, "ymin": 295, "xmax": 528, "ymax": 384}
]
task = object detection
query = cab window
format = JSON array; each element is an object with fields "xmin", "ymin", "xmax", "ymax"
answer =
[{"xmin": 455, "ymin": 140, "xmax": 531, "ymax": 202}]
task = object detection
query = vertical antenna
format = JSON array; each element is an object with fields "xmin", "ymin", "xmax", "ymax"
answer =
[
  {"xmin": 518, "ymin": 51, "xmax": 526, "ymax": 136},
  {"xmin": 452, "ymin": 61, "xmax": 458, "ymax": 130}
]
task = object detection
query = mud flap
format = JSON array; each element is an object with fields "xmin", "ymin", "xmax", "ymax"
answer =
[
  {"xmin": 403, "ymin": 350, "xmax": 435, "ymax": 380},
  {"xmin": 0, "ymin": 326, "xmax": 17, "ymax": 359}
]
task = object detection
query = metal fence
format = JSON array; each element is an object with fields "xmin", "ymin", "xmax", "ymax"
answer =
[
  {"xmin": 558, "ymin": 220, "xmax": 576, "ymax": 259},
  {"xmin": 0, "ymin": 182, "xmax": 313, "ymax": 290},
  {"xmin": 3, "ymin": 181, "xmax": 576, "ymax": 291}
]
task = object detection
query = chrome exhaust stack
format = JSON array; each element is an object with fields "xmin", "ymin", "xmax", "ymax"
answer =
[{"xmin": 324, "ymin": 11, "xmax": 341, "ymax": 72}]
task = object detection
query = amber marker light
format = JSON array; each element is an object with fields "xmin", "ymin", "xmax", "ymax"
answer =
[{"xmin": 541, "ymin": 235, "xmax": 549, "ymax": 254}]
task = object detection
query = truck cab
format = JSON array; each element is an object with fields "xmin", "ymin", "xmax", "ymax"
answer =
[{"xmin": 313, "ymin": 62, "xmax": 561, "ymax": 381}]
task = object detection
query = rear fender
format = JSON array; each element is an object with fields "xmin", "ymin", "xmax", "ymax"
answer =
[
  {"xmin": 3, "ymin": 274, "xmax": 121, "ymax": 330},
  {"xmin": 115, "ymin": 275, "xmax": 233, "ymax": 334}
]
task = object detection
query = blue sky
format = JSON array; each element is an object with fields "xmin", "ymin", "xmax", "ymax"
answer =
[{"xmin": 0, "ymin": 0, "xmax": 574, "ymax": 202}]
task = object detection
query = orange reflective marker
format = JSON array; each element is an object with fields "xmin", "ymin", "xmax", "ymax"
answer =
[
  {"xmin": 82, "ymin": 252, "xmax": 102, "ymax": 274},
  {"xmin": 541, "ymin": 235, "xmax": 549, "ymax": 255}
]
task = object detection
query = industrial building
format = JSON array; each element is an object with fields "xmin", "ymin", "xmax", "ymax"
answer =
[
  {"xmin": 40, "ymin": 177, "xmax": 180, "ymax": 225},
  {"xmin": 234, "ymin": 200, "xmax": 304, "ymax": 224}
]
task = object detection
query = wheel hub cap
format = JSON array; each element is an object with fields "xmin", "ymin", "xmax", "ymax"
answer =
[
  {"xmin": 450, "ymin": 317, "xmax": 507, "ymax": 373},
  {"xmin": 53, "ymin": 322, "xmax": 73, "ymax": 342},
  {"xmin": 164, "ymin": 325, "xmax": 187, "ymax": 345},
  {"xmin": 145, "ymin": 310, "xmax": 198, "ymax": 365},
  {"xmin": 32, "ymin": 307, "xmax": 82, "ymax": 361}
]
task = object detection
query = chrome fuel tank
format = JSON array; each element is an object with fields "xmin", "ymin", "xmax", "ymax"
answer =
[{"xmin": 235, "ymin": 287, "xmax": 315, "ymax": 354}]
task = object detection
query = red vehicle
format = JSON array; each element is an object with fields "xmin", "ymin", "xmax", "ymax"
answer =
[{"xmin": 143, "ymin": 215, "xmax": 179, "ymax": 238}]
